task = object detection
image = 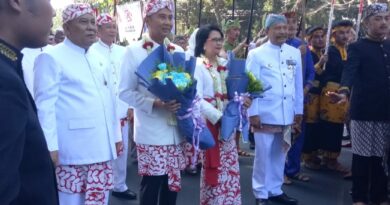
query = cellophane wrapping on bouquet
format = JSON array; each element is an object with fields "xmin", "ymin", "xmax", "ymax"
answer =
[
  {"xmin": 135, "ymin": 45, "xmax": 214, "ymax": 149},
  {"xmin": 221, "ymin": 52, "xmax": 269, "ymax": 142}
]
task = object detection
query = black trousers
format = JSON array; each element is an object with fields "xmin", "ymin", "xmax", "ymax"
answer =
[
  {"xmin": 249, "ymin": 129, "xmax": 255, "ymax": 145},
  {"xmin": 352, "ymin": 154, "xmax": 388, "ymax": 204},
  {"xmin": 140, "ymin": 175, "xmax": 178, "ymax": 205},
  {"xmin": 319, "ymin": 120, "xmax": 344, "ymax": 153},
  {"xmin": 302, "ymin": 122, "xmax": 320, "ymax": 153}
]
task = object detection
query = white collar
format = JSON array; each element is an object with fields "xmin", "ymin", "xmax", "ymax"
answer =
[
  {"xmin": 143, "ymin": 33, "xmax": 170, "ymax": 47},
  {"xmin": 64, "ymin": 38, "xmax": 88, "ymax": 54},
  {"xmin": 98, "ymin": 39, "xmax": 114, "ymax": 49},
  {"xmin": 266, "ymin": 40, "xmax": 285, "ymax": 49}
]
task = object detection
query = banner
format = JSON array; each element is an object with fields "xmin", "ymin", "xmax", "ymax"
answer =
[{"xmin": 116, "ymin": 1, "xmax": 143, "ymax": 42}]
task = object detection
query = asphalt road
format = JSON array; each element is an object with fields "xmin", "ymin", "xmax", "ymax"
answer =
[{"xmin": 110, "ymin": 143, "xmax": 353, "ymax": 205}]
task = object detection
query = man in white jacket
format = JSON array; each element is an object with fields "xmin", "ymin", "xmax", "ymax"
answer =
[
  {"xmin": 90, "ymin": 13, "xmax": 137, "ymax": 201},
  {"xmin": 34, "ymin": 4, "xmax": 122, "ymax": 205},
  {"xmin": 119, "ymin": 0, "xmax": 186, "ymax": 204},
  {"xmin": 246, "ymin": 14, "xmax": 303, "ymax": 205}
]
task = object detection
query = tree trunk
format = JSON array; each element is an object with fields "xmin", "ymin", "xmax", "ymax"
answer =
[{"xmin": 210, "ymin": 0, "xmax": 224, "ymax": 26}]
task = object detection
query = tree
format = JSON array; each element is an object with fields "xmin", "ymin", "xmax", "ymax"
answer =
[{"xmin": 52, "ymin": 0, "xmax": 388, "ymax": 39}]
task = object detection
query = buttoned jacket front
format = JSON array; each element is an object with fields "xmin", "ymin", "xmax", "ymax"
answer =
[
  {"xmin": 119, "ymin": 37, "xmax": 185, "ymax": 146},
  {"xmin": 34, "ymin": 38, "xmax": 121, "ymax": 165},
  {"xmin": 90, "ymin": 40, "xmax": 128, "ymax": 119},
  {"xmin": 246, "ymin": 41, "xmax": 304, "ymax": 125}
]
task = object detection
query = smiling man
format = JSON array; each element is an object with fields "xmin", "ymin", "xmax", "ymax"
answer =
[
  {"xmin": 90, "ymin": 13, "xmax": 137, "ymax": 201},
  {"xmin": 33, "ymin": 4, "xmax": 122, "ymax": 205},
  {"xmin": 119, "ymin": 0, "xmax": 186, "ymax": 204},
  {"xmin": 246, "ymin": 14, "xmax": 303, "ymax": 205}
]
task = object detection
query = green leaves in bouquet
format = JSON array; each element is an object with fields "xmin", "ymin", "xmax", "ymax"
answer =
[{"xmin": 247, "ymin": 71, "xmax": 263, "ymax": 93}]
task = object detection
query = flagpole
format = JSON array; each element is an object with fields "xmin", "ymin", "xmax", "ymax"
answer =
[
  {"xmin": 232, "ymin": 0, "xmax": 235, "ymax": 20},
  {"xmin": 174, "ymin": 0, "xmax": 177, "ymax": 34},
  {"xmin": 245, "ymin": 0, "xmax": 255, "ymax": 58},
  {"xmin": 323, "ymin": 0, "xmax": 336, "ymax": 70},
  {"xmin": 198, "ymin": 0, "xmax": 203, "ymax": 28},
  {"xmin": 355, "ymin": 0, "xmax": 364, "ymax": 38},
  {"xmin": 139, "ymin": 1, "xmax": 145, "ymax": 40},
  {"xmin": 296, "ymin": 0, "xmax": 308, "ymax": 39},
  {"xmin": 299, "ymin": 0, "xmax": 307, "ymax": 77},
  {"xmin": 113, "ymin": 0, "xmax": 117, "ymax": 17}
]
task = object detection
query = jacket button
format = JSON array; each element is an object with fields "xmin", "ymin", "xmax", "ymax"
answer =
[
  {"xmin": 284, "ymin": 97, "xmax": 286, "ymax": 100},
  {"xmin": 284, "ymin": 85, "xmax": 287, "ymax": 87}
]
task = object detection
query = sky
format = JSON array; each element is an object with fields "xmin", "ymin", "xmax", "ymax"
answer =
[{"xmin": 52, "ymin": 0, "xmax": 74, "ymax": 9}]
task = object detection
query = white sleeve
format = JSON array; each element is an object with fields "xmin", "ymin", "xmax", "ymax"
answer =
[
  {"xmin": 294, "ymin": 51, "xmax": 304, "ymax": 115},
  {"xmin": 245, "ymin": 50, "xmax": 259, "ymax": 117},
  {"xmin": 33, "ymin": 53, "xmax": 60, "ymax": 152},
  {"xmin": 119, "ymin": 48, "xmax": 155, "ymax": 114},
  {"xmin": 194, "ymin": 64, "xmax": 222, "ymax": 125}
]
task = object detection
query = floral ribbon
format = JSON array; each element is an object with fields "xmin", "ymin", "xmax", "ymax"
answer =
[
  {"xmin": 233, "ymin": 92, "xmax": 250, "ymax": 132},
  {"xmin": 176, "ymin": 96, "xmax": 205, "ymax": 168}
]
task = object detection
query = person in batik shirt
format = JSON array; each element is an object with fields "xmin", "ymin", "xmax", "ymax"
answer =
[{"xmin": 329, "ymin": 3, "xmax": 390, "ymax": 205}]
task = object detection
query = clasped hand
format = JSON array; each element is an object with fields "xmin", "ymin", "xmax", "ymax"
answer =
[{"xmin": 154, "ymin": 99, "xmax": 181, "ymax": 113}]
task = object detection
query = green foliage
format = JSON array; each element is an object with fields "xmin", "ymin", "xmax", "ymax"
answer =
[
  {"xmin": 247, "ymin": 72, "xmax": 263, "ymax": 93},
  {"xmin": 53, "ymin": 0, "xmax": 365, "ymax": 40}
]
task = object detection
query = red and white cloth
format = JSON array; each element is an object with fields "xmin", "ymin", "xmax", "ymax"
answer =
[
  {"xmin": 184, "ymin": 142, "xmax": 203, "ymax": 168},
  {"xmin": 137, "ymin": 143, "xmax": 187, "ymax": 192},
  {"xmin": 143, "ymin": 0, "xmax": 174, "ymax": 18},
  {"xmin": 62, "ymin": 3, "xmax": 94, "ymax": 24},
  {"xmin": 200, "ymin": 137, "xmax": 241, "ymax": 205},
  {"xmin": 97, "ymin": 13, "xmax": 114, "ymax": 26},
  {"xmin": 56, "ymin": 162, "xmax": 113, "ymax": 205}
]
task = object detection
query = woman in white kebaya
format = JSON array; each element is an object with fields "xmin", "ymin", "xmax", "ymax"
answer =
[{"xmin": 194, "ymin": 24, "xmax": 251, "ymax": 205}]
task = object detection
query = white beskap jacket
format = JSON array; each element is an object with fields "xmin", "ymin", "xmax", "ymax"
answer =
[
  {"xmin": 119, "ymin": 37, "xmax": 184, "ymax": 146},
  {"xmin": 34, "ymin": 38, "xmax": 121, "ymax": 165},
  {"xmin": 90, "ymin": 40, "xmax": 128, "ymax": 119}
]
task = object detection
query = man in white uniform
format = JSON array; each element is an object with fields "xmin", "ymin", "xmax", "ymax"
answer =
[
  {"xmin": 90, "ymin": 13, "xmax": 137, "ymax": 201},
  {"xmin": 246, "ymin": 14, "xmax": 303, "ymax": 205},
  {"xmin": 34, "ymin": 4, "xmax": 122, "ymax": 205},
  {"xmin": 119, "ymin": 0, "xmax": 186, "ymax": 204}
]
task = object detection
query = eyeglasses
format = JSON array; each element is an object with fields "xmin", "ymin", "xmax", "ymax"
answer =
[{"xmin": 208, "ymin": 38, "xmax": 224, "ymax": 44}]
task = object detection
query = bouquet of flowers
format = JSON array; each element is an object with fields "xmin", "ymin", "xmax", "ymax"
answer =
[
  {"xmin": 220, "ymin": 52, "xmax": 270, "ymax": 142},
  {"xmin": 135, "ymin": 45, "xmax": 214, "ymax": 150}
]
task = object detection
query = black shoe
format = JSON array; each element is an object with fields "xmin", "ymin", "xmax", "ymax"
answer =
[
  {"xmin": 342, "ymin": 135, "xmax": 351, "ymax": 140},
  {"xmin": 250, "ymin": 143, "xmax": 255, "ymax": 150},
  {"xmin": 269, "ymin": 193, "xmax": 298, "ymax": 205},
  {"xmin": 184, "ymin": 167, "xmax": 198, "ymax": 176},
  {"xmin": 112, "ymin": 189, "xmax": 137, "ymax": 200},
  {"xmin": 255, "ymin": 198, "xmax": 269, "ymax": 205}
]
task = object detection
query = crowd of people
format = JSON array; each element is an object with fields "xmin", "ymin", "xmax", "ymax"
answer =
[{"xmin": 0, "ymin": 0, "xmax": 389, "ymax": 205}]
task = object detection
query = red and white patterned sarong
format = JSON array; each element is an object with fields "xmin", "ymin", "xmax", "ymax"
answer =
[
  {"xmin": 200, "ymin": 138, "xmax": 242, "ymax": 205},
  {"xmin": 137, "ymin": 143, "xmax": 187, "ymax": 192},
  {"xmin": 184, "ymin": 142, "xmax": 203, "ymax": 168},
  {"xmin": 56, "ymin": 161, "xmax": 113, "ymax": 205}
]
